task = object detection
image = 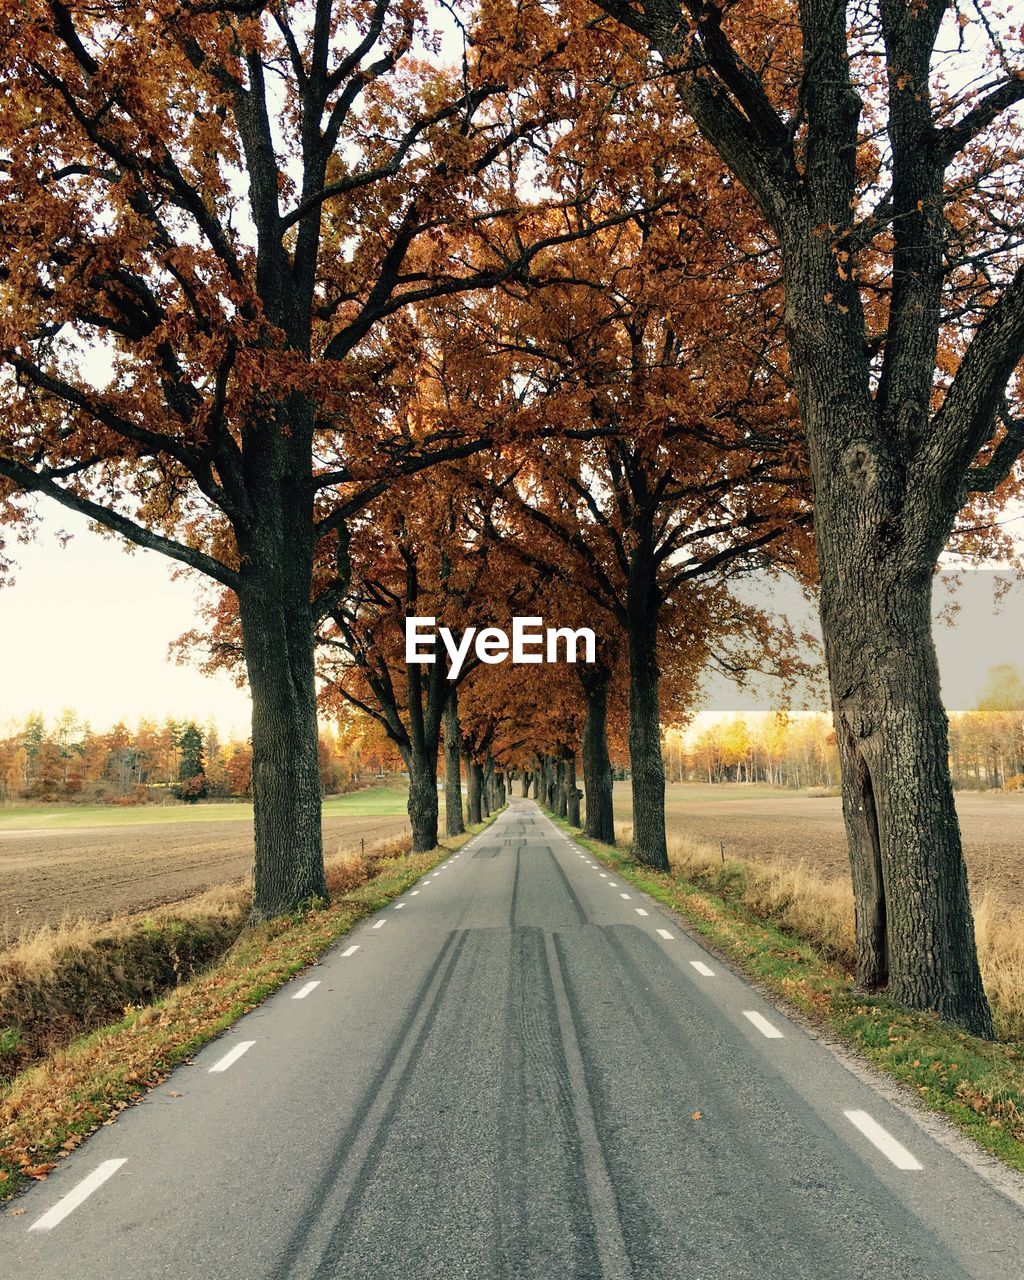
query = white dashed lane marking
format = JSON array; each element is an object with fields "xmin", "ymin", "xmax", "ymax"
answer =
[
  {"xmin": 373, "ymin": 920, "xmax": 387, "ymax": 929},
  {"xmin": 619, "ymin": 893, "xmax": 631, "ymax": 900},
  {"xmin": 209, "ymin": 1041, "xmax": 255, "ymax": 1074},
  {"xmin": 844, "ymin": 1111, "xmax": 922, "ymax": 1170},
  {"xmin": 635, "ymin": 908, "xmax": 649, "ymax": 917},
  {"xmin": 657, "ymin": 929, "xmax": 674, "ymax": 940},
  {"xmin": 342, "ymin": 944, "xmax": 360, "ymax": 957},
  {"xmin": 29, "ymin": 1160, "xmax": 127, "ymax": 1232},
  {"xmin": 743, "ymin": 1010, "xmax": 783, "ymax": 1039},
  {"xmin": 689, "ymin": 961, "xmax": 715, "ymax": 978},
  {"xmin": 293, "ymin": 981, "xmax": 320, "ymax": 1000}
]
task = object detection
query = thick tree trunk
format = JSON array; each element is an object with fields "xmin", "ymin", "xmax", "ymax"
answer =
[
  {"xmin": 465, "ymin": 751, "xmax": 483, "ymax": 825},
  {"xmin": 769, "ymin": 234, "xmax": 991, "ymax": 1034},
  {"xmin": 442, "ymin": 689, "xmax": 465, "ymax": 838},
  {"xmin": 818, "ymin": 546, "xmax": 992, "ymax": 1034},
  {"xmin": 581, "ymin": 669, "xmax": 616, "ymax": 843},
  {"xmin": 554, "ymin": 755, "xmax": 568, "ymax": 819},
  {"xmin": 406, "ymin": 742, "xmax": 439, "ymax": 852},
  {"xmin": 481, "ymin": 758, "xmax": 492, "ymax": 817},
  {"xmin": 238, "ymin": 580, "xmax": 326, "ymax": 922},
  {"xmin": 564, "ymin": 751, "xmax": 580, "ymax": 827},
  {"xmin": 626, "ymin": 579, "xmax": 669, "ymax": 871},
  {"xmin": 544, "ymin": 755, "xmax": 557, "ymax": 810},
  {"xmin": 520, "ymin": 770, "xmax": 532, "ymax": 798}
]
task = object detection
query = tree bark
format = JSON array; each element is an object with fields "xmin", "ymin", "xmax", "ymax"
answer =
[
  {"xmin": 406, "ymin": 741, "xmax": 439, "ymax": 852},
  {"xmin": 520, "ymin": 770, "xmax": 532, "ymax": 798},
  {"xmin": 564, "ymin": 750, "xmax": 580, "ymax": 827},
  {"xmin": 580, "ymin": 667, "xmax": 616, "ymax": 843},
  {"xmin": 465, "ymin": 750, "xmax": 483, "ymax": 826},
  {"xmin": 481, "ymin": 757, "xmax": 493, "ymax": 817},
  {"xmin": 238, "ymin": 580, "xmax": 327, "ymax": 921},
  {"xmin": 626, "ymin": 561, "xmax": 669, "ymax": 871},
  {"xmin": 817, "ymin": 518, "xmax": 991, "ymax": 1033},
  {"xmin": 442, "ymin": 688, "xmax": 465, "ymax": 838},
  {"xmin": 552, "ymin": 755, "xmax": 566, "ymax": 818}
]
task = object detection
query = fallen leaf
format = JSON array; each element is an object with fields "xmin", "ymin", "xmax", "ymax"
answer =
[{"xmin": 691, "ymin": 1110, "xmax": 702, "ymax": 1122}]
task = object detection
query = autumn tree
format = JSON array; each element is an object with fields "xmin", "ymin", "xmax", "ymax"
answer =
[
  {"xmin": 465, "ymin": 161, "xmax": 809, "ymax": 868},
  {"xmin": 587, "ymin": 0, "xmax": 1024, "ymax": 1033},
  {"xmin": 0, "ymin": 0, "xmax": 645, "ymax": 918}
]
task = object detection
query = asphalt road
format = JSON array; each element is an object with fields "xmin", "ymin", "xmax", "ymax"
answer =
[{"xmin": 4, "ymin": 799, "xmax": 1024, "ymax": 1279}]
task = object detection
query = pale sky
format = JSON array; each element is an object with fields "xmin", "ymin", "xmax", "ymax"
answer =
[{"xmin": 0, "ymin": 510, "xmax": 253, "ymax": 737}]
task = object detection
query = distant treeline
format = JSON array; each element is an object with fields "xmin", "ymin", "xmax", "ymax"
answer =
[
  {"xmin": 0, "ymin": 711, "xmax": 399, "ymax": 804},
  {"xmin": 666, "ymin": 664, "xmax": 1024, "ymax": 793},
  {"xmin": 667, "ymin": 714, "xmax": 839, "ymax": 790}
]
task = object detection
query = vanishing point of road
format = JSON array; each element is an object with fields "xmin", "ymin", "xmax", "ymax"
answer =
[{"xmin": 4, "ymin": 799, "xmax": 1024, "ymax": 1279}]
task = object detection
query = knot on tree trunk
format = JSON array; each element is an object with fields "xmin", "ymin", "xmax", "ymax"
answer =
[{"xmin": 842, "ymin": 440, "xmax": 879, "ymax": 494}]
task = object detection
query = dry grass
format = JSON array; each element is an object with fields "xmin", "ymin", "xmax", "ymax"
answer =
[
  {"xmin": 617, "ymin": 820, "xmax": 1024, "ymax": 1035},
  {"xmin": 0, "ymin": 834, "xmax": 415, "ymax": 1084},
  {"xmin": 974, "ymin": 893, "xmax": 1024, "ymax": 1037}
]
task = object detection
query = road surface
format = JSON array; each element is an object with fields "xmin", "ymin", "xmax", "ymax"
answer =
[{"xmin": 4, "ymin": 799, "xmax": 1024, "ymax": 1278}]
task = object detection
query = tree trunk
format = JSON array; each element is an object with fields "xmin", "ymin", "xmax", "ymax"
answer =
[
  {"xmin": 581, "ymin": 668, "xmax": 616, "ymax": 843},
  {"xmin": 626, "ymin": 572, "xmax": 669, "ymax": 871},
  {"xmin": 554, "ymin": 755, "xmax": 568, "ymax": 819},
  {"xmin": 520, "ymin": 770, "xmax": 532, "ymax": 798},
  {"xmin": 238, "ymin": 580, "xmax": 326, "ymax": 922},
  {"xmin": 442, "ymin": 689, "xmax": 465, "ymax": 838},
  {"xmin": 565, "ymin": 751, "xmax": 580, "ymax": 827},
  {"xmin": 465, "ymin": 751, "xmax": 483, "ymax": 825},
  {"xmin": 481, "ymin": 758, "xmax": 492, "ymax": 817},
  {"xmin": 818, "ymin": 546, "xmax": 992, "ymax": 1034},
  {"xmin": 406, "ymin": 742, "xmax": 439, "ymax": 852}
]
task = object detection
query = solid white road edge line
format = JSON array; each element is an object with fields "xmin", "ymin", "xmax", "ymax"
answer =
[
  {"xmin": 743, "ymin": 1010, "xmax": 783, "ymax": 1039},
  {"xmin": 209, "ymin": 1040, "xmax": 255, "ymax": 1074},
  {"xmin": 689, "ymin": 961, "xmax": 715, "ymax": 977},
  {"xmin": 342, "ymin": 944, "xmax": 360, "ymax": 957},
  {"xmin": 844, "ymin": 1110, "xmax": 923, "ymax": 1170},
  {"xmin": 293, "ymin": 981, "xmax": 320, "ymax": 1000},
  {"xmin": 29, "ymin": 1159, "xmax": 127, "ymax": 1232}
]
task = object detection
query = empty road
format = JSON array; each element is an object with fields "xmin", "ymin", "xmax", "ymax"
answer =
[{"xmin": 4, "ymin": 799, "xmax": 1024, "ymax": 1278}]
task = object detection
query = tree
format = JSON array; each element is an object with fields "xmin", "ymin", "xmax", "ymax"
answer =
[
  {"xmin": 468, "ymin": 200, "xmax": 809, "ymax": 867},
  {"xmin": 0, "ymin": 0, "xmax": 648, "ymax": 918},
  {"xmin": 588, "ymin": 0, "xmax": 1024, "ymax": 1034},
  {"xmin": 177, "ymin": 722, "xmax": 207, "ymax": 801}
]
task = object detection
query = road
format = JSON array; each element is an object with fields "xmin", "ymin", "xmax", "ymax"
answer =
[{"xmin": 4, "ymin": 799, "xmax": 1024, "ymax": 1279}]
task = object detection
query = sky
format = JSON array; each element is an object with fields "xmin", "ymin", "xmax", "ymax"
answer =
[{"xmin": 0, "ymin": 511, "xmax": 253, "ymax": 737}]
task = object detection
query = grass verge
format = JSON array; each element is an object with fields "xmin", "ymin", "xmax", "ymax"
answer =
[
  {"xmin": 546, "ymin": 811, "xmax": 1024, "ymax": 1174},
  {"xmin": 0, "ymin": 810, "xmax": 501, "ymax": 1202}
]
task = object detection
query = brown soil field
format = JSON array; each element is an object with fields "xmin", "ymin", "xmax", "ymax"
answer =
[
  {"xmin": 0, "ymin": 812, "xmax": 410, "ymax": 941},
  {"xmin": 613, "ymin": 782, "xmax": 1024, "ymax": 910}
]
